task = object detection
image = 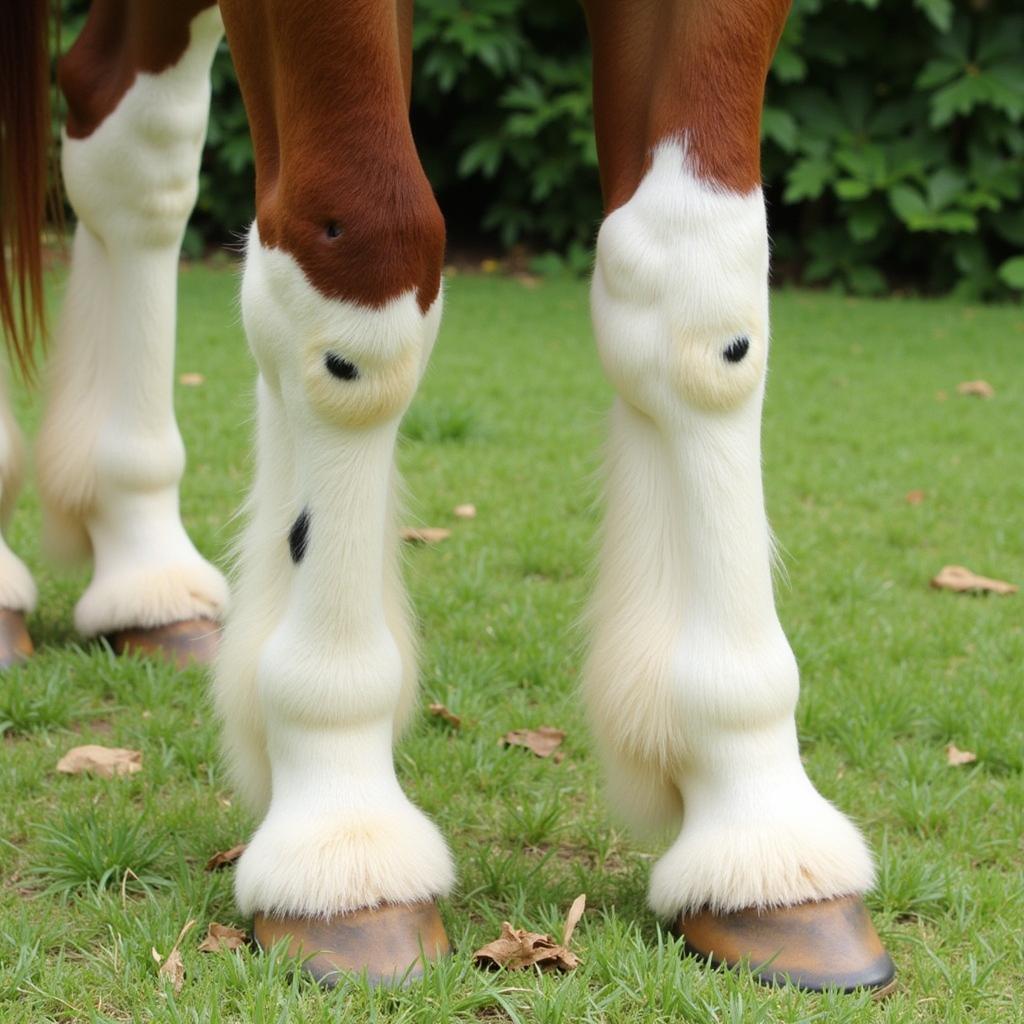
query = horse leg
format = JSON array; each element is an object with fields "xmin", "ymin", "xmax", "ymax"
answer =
[
  {"xmin": 0, "ymin": 369, "xmax": 35, "ymax": 666},
  {"xmin": 36, "ymin": 1, "xmax": 227, "ymax": 663},
  {"xmin": 581, "ymin": 0, "xmax": 894, "ymax": 993},
  {"xmin": 215, "ymin": 0, "xmax": 452, "ymax": 985}
]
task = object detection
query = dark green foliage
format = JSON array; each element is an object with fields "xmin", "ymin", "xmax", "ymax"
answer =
[{"xmin": 53, "ymin": 0, "xmax": 1023, "ymax": 295}]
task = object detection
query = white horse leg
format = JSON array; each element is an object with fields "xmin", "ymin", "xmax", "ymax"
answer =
[
  {"xmin": 36, "ymin": 7, "xmax": 227, "ymax": 651},
  {"xmin": 0, "ymin": 369, "xmax": 36, "ymax": 664},
  {"xmin": 585, "ymin": 142, "xmax": 891, "ymax": 990}
]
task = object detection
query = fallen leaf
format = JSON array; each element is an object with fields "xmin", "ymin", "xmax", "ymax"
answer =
[
  {"xmin": 178, "ymin": 372, "xmax": 205, "ymax": 386},
  {"xmin": 905, "ymin": 489, "xmax": 925, "ymax": 505},
  {"xmin": 56, "ymin": 744, "xmax": 142, "ymax": 778},
  {"xmin": 956, "ymin": 379, "xmax": 994, "ymax": 398},
  {"xmin": 156, "ymin": 919, "xmax": 195, "ymax": 993},
  {"xmin": 930, "ymin": 565, "xmax": 1018, "ymax": 596},
  {"xmin": 197, "ymin": 922, "xmax": 247, "ymax": 953},
  {"xmin": 159, "ymin": 949, "xmax": 185, "ymax": 991},
  {"xmin": 562, "ymin": 893, "xmax": 586, "ymax": 946},
  {"xmin": 515, "ymin": 274, "xmax": 541, "ymax": 289},
  {"xmin": 400, "ymin": 526, "xmax": 451, "ymax": 544},
  {"xmin": 480, "ymin": 258, "xmax": 500, "ymax": 274},
  {"xmin": 502, "ymin": 726, "xmax": 565, "ymax": 758},
  {"xmin": 935, "ymin": 389, "xmax": 948, "ymax": 401},
  {"xmin": 427, "ymin": 702, "xmax": 461, "ymax": 729},
  {"xmin": 453, "ymin": 503, "xmax": 477, "ymax": 519},
  {"xmin": 205, "ymin": 843, "xmax": 247, "ymax": 872},
  {"xmin": 946, "ymin": 743, "xmax": 977, "ymax": 766},
  {"xmin": 473, "ymin": 922, "xmax": 580, "ymax": 973}
]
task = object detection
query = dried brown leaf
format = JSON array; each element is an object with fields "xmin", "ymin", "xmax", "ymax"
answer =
[
  {"xmin": 562, "ymin": 893, "xmax": 586, "ymax": 946},
  {"xmin": 453, "ymin": 503, "xmax": 477, "ymax": 519},
  {"xmin": 400, "ymin": 526, "xmax": 452, "ymax": 544},
  {"xmin": 946, "ymin": 743, "xmax": 978, "ymax": 766},
  {"xmin": 956, "ymin": 379, "xmax": 994, "ymax": 398},
  {"xmin": 179, "ymin": 372, "xmax": 205, "ymax": 387},
  {"xmin": 197, "ymin": 922, "xmax": 247, "ymax": 953},
  {"xmin": 156, "ymin": 919, "xmax": 195, "ymax": 992},
  {"xmin": 931, "ymin": 565, "xmax": 1018, "ymax": 596},
  {"xmin": 427, "ymin": 702, "xmax": 461, "ymax": 729},
  {"xmin": 905, "ymin": 489, "xmax": 925, "ymax": 505},
  {"xmin": 204, "ymin": 843, "xmax": 247, "ymax": 872},
  {"xmin": 502, "ymin": 726, "xmax": 565, "ymax": 758},
  {"xmin": 473, "ymin": 922, "xmax": 580, "ymax": 973},
  {"xmin": 56, "ymin": 744, "xmax": 142, "ymax": 778},
  {"xmin": 159, "ymin": 948, "xmax": 185, "ymax": 990}
]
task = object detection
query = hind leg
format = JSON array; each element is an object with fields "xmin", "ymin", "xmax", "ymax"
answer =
[
  {"xmin": 582, "ymin": 0, "xmax": 894, "ymax": 994},
  {"xmin": 36, "ymin": 2, "xmax": 227, "ymax": 662},
  {"xmin": 0, "ymin": 372, "xmax": 36, "ymax": 667}
]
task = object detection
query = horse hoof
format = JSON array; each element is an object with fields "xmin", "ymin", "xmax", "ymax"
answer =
[
  {"xmin": 253, "ymin": 901, "xmax": 450, "ymax": 988},
  {"xmin": 107, "ymin": 618, "xmax": 221, "ymax": 668},
  {"xmin": 0, "ymin": 609, "xmax": 33, "ymax": 668},
  {"xmin": 677, "ymin": 894, "xmax": 895, "ymax": 996}
]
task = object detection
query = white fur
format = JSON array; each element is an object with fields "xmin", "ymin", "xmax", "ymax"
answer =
[
  {"xmin": 219, "ymin": 231, "xmax": 451, "ymax": 917},
  {"xmin": 0, "ymin": 371, "xmax": 36, "ymax": 612},
  {"xmin": 36, "ymin": 7, "xmax": 227, "ymax": 635},
  {"xmin": 585, "ymin": 142, "xmax": 874, "ymax": 917}
]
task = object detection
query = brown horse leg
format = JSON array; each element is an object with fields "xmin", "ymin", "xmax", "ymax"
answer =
[
  {"xmin": 215, "ymin": 0, "xmax": 452, "ymax": 986},
  {"xmin": 581, "ymin": 0, "xmax": 894, "ymax": 995},
  {"xmin": 35, "ymin": 0, "xmax": 227, "ymax": 665}
]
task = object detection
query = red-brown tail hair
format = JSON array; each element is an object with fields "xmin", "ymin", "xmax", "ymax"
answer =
[{"xmin": 0, "ymin": 0, "xmax": 52, "ymax": 379}]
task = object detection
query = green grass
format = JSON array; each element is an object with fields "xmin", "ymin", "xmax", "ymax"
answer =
[{"xmin": 1, "ymin": 265, "xmax": 1022, "ymax": 1022}]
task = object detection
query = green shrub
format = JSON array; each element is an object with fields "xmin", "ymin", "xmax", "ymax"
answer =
[{"xmin": 53, "ymin": 0, "xmax": 1024, "ymax": 297}]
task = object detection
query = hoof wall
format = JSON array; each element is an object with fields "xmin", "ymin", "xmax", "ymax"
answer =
[
  {"xmin": 107, "ymin": 618, "xmax": 221, "ymax": 668},
  {"xmin": 0, "ymin": 609, "xmax": 32, "ymax": 668},
  {"xmin": 677, "ymin": 895, "xmax": 895, "ymax": 996},
  {"xmin": 253, "ymin": 901, "xmax": 450, "ymax": 988}
]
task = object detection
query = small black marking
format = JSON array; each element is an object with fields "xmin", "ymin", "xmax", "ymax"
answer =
[
  {"xmin": 325, "ymin": 351, "xmax": 359, "ymax": 380},
  {"xmin": 723, "ymin": 336, "xmax": 750, "ymax": 363},
  {"xmin": 325, "ymin": 221, "xmax": 343, "ymax": 239},
  {"xmin": 288, "ymin": 507, "xmax": 311, "ymax": 564}
]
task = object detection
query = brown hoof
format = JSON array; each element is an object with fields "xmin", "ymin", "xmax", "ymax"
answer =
[
  {"xmin": 253, "ymin": 901, "xmax": 450, "ymax": 988},
  {"xmin": 677, "ymin": 895, "xmax": 896, "ymax": 996},
  {"xmin": 107, "ymin": 618, "xmax": 221, "ymax": 668},
  {"xmin": 0, "ymin": 609, "xmax": 33, "ymax": 668}
]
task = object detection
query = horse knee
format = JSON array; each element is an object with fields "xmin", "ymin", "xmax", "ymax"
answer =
[
  {"xmin": 592, "ymin": 141, "xmax": 770, "ymax": 420},
  {"xmin": 243, "ymin": 181, "xmax": 445, "ymax": 429}
]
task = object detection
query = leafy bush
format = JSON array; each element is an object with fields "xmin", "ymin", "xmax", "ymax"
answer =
[{"xmin": 53, "ymin": 0, "xmax": 1023, "ymax": 296}]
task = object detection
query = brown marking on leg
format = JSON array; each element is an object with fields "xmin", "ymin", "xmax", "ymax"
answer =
[
  {"xmin": 221, "ymin": 0, "xmax": 444, "ymax": 314},
  {"xmin": 107, "ymin": 618, "xmax": 221, "ymax": 668},
  {"xmin": 58, "ymin": 0, "xmax": 217, "ymax": 140},
  {"xmin": 678, "ymin": 895, "xmax": 896, "ymax": 996},
  {"xmin": 0, "ymin": 610, "xmax": 33, "ymax": 668},
  {"xmin": 253, "ymin": 902, "xmax": 450, "ymax": 988},
  {"xmin": 583, "ymin": 0, "xmax": 791, "ymax": 208}
]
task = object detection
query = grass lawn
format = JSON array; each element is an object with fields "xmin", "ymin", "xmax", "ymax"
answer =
[{"xmin": 1, "ymin": 265, "xmax": 1022, "ymax": 1023}]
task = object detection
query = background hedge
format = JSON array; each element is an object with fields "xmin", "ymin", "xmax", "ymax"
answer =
[{"xmin": 58, "ymin": 0, "xmax": 1024, "ymax": 297}]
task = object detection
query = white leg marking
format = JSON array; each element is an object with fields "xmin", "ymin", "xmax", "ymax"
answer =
[
  {"xmin": 586, "ymin": 142, "xmax": 874, "ymax": 916},
  {"xmin": 0, "ymin": 371, "xmax": 35, "ymax": 613},
  {"xmin": 220, "ymin": 231, "xmax": 452, "ymax": 917},
  {"xmin": 36, "ymin": 8, "xmax": 228, "ymax": 635}
]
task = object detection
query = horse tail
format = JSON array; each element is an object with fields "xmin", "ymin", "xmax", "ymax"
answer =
[{"xmin": 0, "ymin": 0, "xmax": 55, "ymax": 380}]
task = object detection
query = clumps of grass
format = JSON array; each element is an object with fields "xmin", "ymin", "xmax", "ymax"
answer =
[
  {"xmin": 30, "ymin": 809, "xmax": 172, "ymax": 898},
  {"xmin": 0, "ymin": 671, "xmax": 89, "ymax": 737},
  {"xmin": 401, "ymin": 402, "xmax": 476, "ymax": 443},
  {"xmin": 870, "ymin": 834, "xmax": 952, "ymax": 921}
]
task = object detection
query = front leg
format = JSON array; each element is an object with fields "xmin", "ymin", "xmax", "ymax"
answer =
[
  {"xmin": 583, "ymin": 0, "xmax": 894, "ymax": 995},
  {"xmin": 216, "ymin": 0, "xmax": 451, "ymax": 986}
]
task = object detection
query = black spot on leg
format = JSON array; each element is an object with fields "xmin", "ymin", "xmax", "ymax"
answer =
[
  {"xmin": 723, "ymin": 337, "xmax": 750, "ymax": 363},
  {"xmin": 325, "ymin": 351, "xmax": 359, "ymax": 380},
  {"xmin": 288, "ymin": 507, "xmax": 311, "ymax": 564}
]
